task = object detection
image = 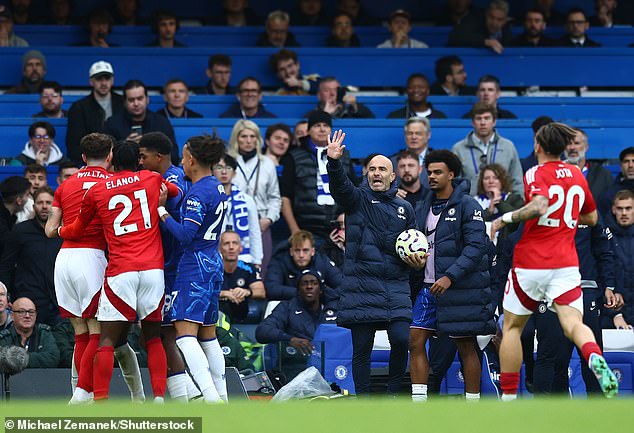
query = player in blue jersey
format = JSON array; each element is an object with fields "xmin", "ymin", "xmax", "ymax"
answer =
[
  {"xmin": 139, "ymin": 132, "xmax": 199, "ymax": 402},
  {"xmin": 158, "ymin": 134, "xmax": 228, "ymax": 403}
]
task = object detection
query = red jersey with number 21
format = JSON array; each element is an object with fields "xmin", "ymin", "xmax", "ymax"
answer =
[
  {"xmin": 60, "ymin": 170, "xmax": 177, "ymax": 276},
  {"xmin": 513, "ymin": 161, "xmax": 596, "ymax": 269}
]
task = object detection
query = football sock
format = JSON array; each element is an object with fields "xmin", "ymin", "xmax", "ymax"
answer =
[
  {"xmin": 93, "ymin": 346, "xmax": 115, "ymax": 401},
  {"xmin": 73, "ymin": 333, "xmax": 89, "ymax": 377},
  {"xmin": 501, "ymin": 393, "xmax": 518, "ymax": 402},
  {"xmin": 77, "ymin": 333, "xmax": 100, "ymax": 392},
  {"xmin": 186, "ymin": 373, "xmax": 202, "ymax": 400},
  {"xmin": 114, "ymin": 342, "xmax": 145, "ymax": 402},
  {"xmin": 411, "ymin": 384, "xmax": 428, "ymax": 402},
  {"xmin": 500, "ymin": 372, "xmax": 520, "ymax": 398},
  {"xmin": 176, "ymin": 335, "xmax": 221, "ymax": 403},
  {"xmin": 581, "ymin": 342, "xmax": 602, "ymax": 366},
  {"xmin": 167, "ymin": 372, "xmax": 189, "ymax": 403},
  {"xmin": 145, "ymin": 337, "xmax": 167, "ymax": 399},
  {"xmin": 200, "ymin": 338, "xmax": 227, "ymax": 403},
  {"xmin": 465, "ymin": 392, "xmax": 480, "ymax": 401},
  {"xmin": 70, "ymin": 355, "xmax": 78, "ymax": 393}
]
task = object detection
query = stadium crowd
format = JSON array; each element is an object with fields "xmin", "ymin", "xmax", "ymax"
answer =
[{"xmin": 0, "ymin": 0, "xmax": 633, "ymax": 401}]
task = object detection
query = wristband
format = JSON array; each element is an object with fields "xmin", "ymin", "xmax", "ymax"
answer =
[
  {"xmin": 57, "ymin": 226, "xmax": 62, "ymax": 237},
  {"xmin": 158, "ymin": 206, "xmax": 169, "ymax": 218},
  {"xmin": 502, "ymin": 212, "xmax": 514, "ymax": 224}
]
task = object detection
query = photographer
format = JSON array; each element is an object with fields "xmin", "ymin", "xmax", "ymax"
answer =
[{"xmin": 305, "ymin": 77, "xmax": 374, "ymax": 119}]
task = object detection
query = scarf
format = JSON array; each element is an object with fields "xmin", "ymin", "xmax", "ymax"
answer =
[
  {"xmin": 308, "ymin": 139, "xmax": 334, "ymax": 206},
  {"xmin": 228, "ymin": 183, "xmax": 252, "ymax": 259}
]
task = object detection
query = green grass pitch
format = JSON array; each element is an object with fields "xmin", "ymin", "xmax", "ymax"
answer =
[{"xmin": 2, "ymin": 398, "xmax": 634, "ymax": 433}]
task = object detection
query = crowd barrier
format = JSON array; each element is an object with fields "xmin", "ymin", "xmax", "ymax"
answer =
[
  {"xmin": 6, "ymin": 95, "xmax": 634, "ymax": 120},
  {"xmin": 1, "ymin": 48, "xmax": 634, "ymax": 88}
]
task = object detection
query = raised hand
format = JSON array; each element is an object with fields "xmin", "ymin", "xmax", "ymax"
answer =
[{"xmin": 327, "ymin": 129, "xmax": 346, "ymax": 160}]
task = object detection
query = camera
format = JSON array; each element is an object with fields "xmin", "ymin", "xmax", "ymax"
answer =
[{"xmin": 130, "ymin": 125, "xmax": 143, "ymax": 135}]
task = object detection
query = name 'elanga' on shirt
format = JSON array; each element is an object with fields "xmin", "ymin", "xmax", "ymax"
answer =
[{"xmin": 106, "ymin": 175, "xmax": 141, "ymax": 189}]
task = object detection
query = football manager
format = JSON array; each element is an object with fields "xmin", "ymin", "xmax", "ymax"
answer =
[{"xmin": 326, "ymin": 129, "xmax": 424, "ymax": 395}]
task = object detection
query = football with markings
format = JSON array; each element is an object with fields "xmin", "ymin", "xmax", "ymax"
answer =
[{"xmin": 395, "ymin": 229, "xmax": 429, "ymax": 261}]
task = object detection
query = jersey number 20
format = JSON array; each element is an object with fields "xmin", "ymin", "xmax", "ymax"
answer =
[{"xmin": 538, "ymin": 184, "xmax": 585, "ymax": 229}]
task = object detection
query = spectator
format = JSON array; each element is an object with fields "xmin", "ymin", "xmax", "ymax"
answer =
[
  {"xmin": 66, "ymin": 61, "xmax": 124, "ymax": 164},
  {"xmin": 430, "ymin": 55, "xmax": 475, "ymax": 96},
  {"xmin": 598, "ymin": 147, "xmax": 634, "ymax": 217},
  {"xmin": 326, "ymin": 12, "xmax": 360, "ymax": 47},
  {"xmin": 590, "ymin": 0, "xmax": 629, "ymax": 27},
  {"xmin": 227, "ymin": 119, "xmax": 281, "ymax": 272},
  {"xmin": 0, "ymin": 282, "xmax": 12, "ymax": 331},
  {"xmin": 220, "ymin": 76, "xmax": 277, "ymax": 119},
  {"xmin": 0, "ymin": 176, "xmax": 31, "ymax": 259},
  {"xmin": 194, "ymin": 54, "xmax": 232, "ymax": 95},
  {"xmin": 9, "ymin": 0, "xmax": 33, "ymax": 24},
  {"xmin": 220, "ymin": 77, "xmax": 276, "ymax": 119},
  {"xmin": 16, "ymin": 163, "xmax": 47, "ymax": 223},
  {"xmin": 565, "ymin": 128, "xmax": 613, "ymax": 200},
  {"xmin": 451, "ymin": 102, "xmax": 523, "ymax": 196},
  {"xmin": 558, "ymin": 8, "xmax": 601, "ymax": 47},
  {"xmin": 463, "ymin": 75, "xmax": 516, "ymax": 119},
  {"xmin": 148, "ymin": 10, "xmax": 185, "ymax": 48},
  {"xmin": 206, "ymin": 0, "xmax": 261, "ymax": 26},
  {"xmin": 294, "ymin": 0, "xmax": 329, "ymax": 26},
  {"xmin": 33, "ymin": 81, "xmax": 66, "ymax": 119},
  {"xmin": 512, "ymin": 8, "xmax": 556, "ymax": 47},
  {"xmin": 265, "ymin": 230, "xmax": 341, "ymax": 301},
  {"xmin": 377, "ymin": 9, "xmax": 428, "ymax": 49},
  {"xmin": 448, "ymin": 0, "xmax": 513, "ymax": 54},
  {"xmin": 56, "ymin": 161, "xmax": 79, "ymax": 186},
  {"xmin": 256, "ymin": 269, "xmax": 337, "ymax": 358},
  {"xmin": 280, "ymin": 111, "xmax": 357, "ymax": 241},
  {"xmin": 114, "ymin": 0, "xmax": 142, "ymax": 26},
  {"xmin": 13, "ymin": 121, "xmax": 68, "ymax": 167},
  {"xmin": 520, "ymin": 115, "xmax": 554, "ymax": 173},
  {"xmin": 219, "ymin": 231, "xmax": 266, "ymax": 324},
  {"xmin": 606, "ymin": 190, "xmax": 634, "ymax": 329},
  {"xmin": 103, "ymin": 79, "xmax": 179, "ymax": 162},
  {"xmin": 326, "ymin": 132, "xmax": 419, "ymax": 395},
  {"xmin": 306, "ymin": 77, "xmax": 374, "ymax": 119},
  {"xmin": 214, "ymin": 155, "xmax": 263, "ymax": 266},
  {"xmin": 6, "ymin": 50, "xmax": 46, "ymax": 94},
  {"xmin": 434, "ymin": 0, "xmax": 481, "ymax": 26},
  {"xmin": 270, "ymin": 49, "xmax": 320, "ymax": 96},
  {"xmin": 321, "ymin": 212, "xmax": 345, "ymax": 268},
  {"xmin": 157, "ymin": 79, "xmax": 202, "ymax": 120},
  {"xmin": 0, "ymin": 5, "xmax": 28, "ymax": 46},
  {"xmin": 264, "ymin": 123, "xmax": 293, "ymax": 166},
  {"xmin": 0, "ymin": 297, "xmax": 60, "ymax": 367},
  {"xmin": 394, "ymin": 150, "xmax": 426, "ymax": 208},
  {"xmin": 46, "ymin": 0, "xmax": 74, "ymax": 25},
  {"xmin": 0, "ymin": 187, "xmax": 62, "ymax": 326},
  {"xmin": 535, "ymin": 0, "xmax": 566, "ymax": 25},
  {"xmin": 256, "ymin": 10, "xmax": 300, "ymax": 48},
  {"xmin": 388, "ymin": 73, "xmax": 447, "ymax": 119},
  {"xmin": 336, "ymin": 0, "xmax": 379, "ymax": 26},
  {"xmin": 73, "ymin": 9, "xmax": 117, "ymax": 48},
  {"xmin": 390, "ymin": 117, "xmax": 434, "ymax": 189},
  {"xmin": 293, "ymin": 120, "xmax": 308, "ymax": 147}
]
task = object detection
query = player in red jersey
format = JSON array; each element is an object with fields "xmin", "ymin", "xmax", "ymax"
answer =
[
  {"xmin": 491, "ymin": 122, "xmax": 618, "ymax": 399},
  {"xmin": 45, "ymin": 133, "xmax": 145, "ymax": 404},
  {"xmin": 53, "ymin": 140, "xmax": 179, "ymax": 402}
]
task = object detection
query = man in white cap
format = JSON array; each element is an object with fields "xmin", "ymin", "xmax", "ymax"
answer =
[{"xmin": 66, "ymin": 60, "xmax": 124, "ymax": 164}]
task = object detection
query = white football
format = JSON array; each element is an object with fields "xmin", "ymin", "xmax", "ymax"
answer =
[{"xmin": 395, "ymin": 229, "xmax": 429, "ymax": 261}]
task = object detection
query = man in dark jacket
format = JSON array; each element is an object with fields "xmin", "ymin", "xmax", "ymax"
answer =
[
  {"xmin": 220, "ymin": 77, "xmax": 276, "ymax": 119},
  {"xmin": 557, "ymin": 9, "xmax": 601, "ymax": 47},
  {"xmin": 0, "ymin": 297, "xmax": 60, "ymax": 368},
  {"xmin": 66, "ymin": 61, "xmax": 124, "ymax": 164},
  {"xmin": 0, "ymin": 176, "xmax": 31, "ymax": 260},
  {"xmin": 606, "ymin": 190, "xmax": 634, "ymax": 329},
  {"xmin": 387, "ymin": 73, "xmax": 446, "ymax": 120},
  {"xmin": 0, "ymin": 186, "xmax": 62, "ymax": 326},
  {"xmin": 326, "ymin": 130, "xmax": 419, "ymax": 395},
  {"xmin": 265, "ymin": 230, "xmax": 341, "ymax": 301},
  {"xmin": 597, "ymin": 147, "xmax": 634, "ymax": 217},
  {"xmin": 410, "ymin": 150, "xmax": 494, "ymax": 401},
  {"xmin": 564, "ymin": 129, "xmax": 613, "ymax": 201},
  {"xmin": 448, "ymin": 0, "xmax": 513, "ymax": 54},
  {"xmin": 304, "ymin": 77, "xmax": 374, "ymax": 120},
  {"xmin": 103, "ymin": 79, "xmax": 179, "ymax": 163},
  {"xmin": 5, "ymin": 50, "xmax": 47, "ymax": 94}
]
